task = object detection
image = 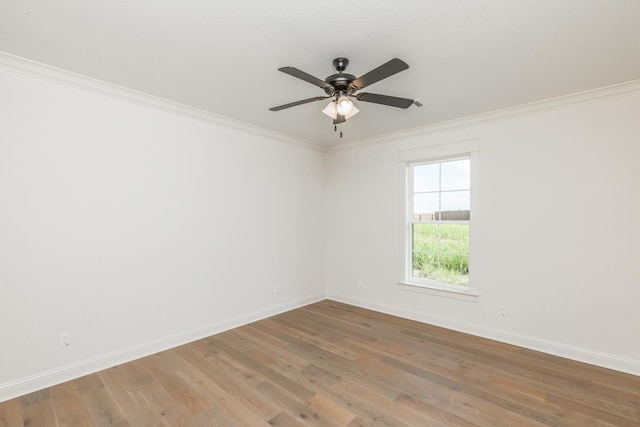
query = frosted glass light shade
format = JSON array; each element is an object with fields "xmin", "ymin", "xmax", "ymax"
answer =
[
  {"xmin": 322, "ymin": 101, "xmax": 337, "ymax": 119},
  {"xmin": 336, "ymin": 95, "xmax": 354, "ymax": 115}
]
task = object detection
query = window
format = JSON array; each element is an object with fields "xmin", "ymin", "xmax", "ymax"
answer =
[{"xmin": 407, "ymin": 156, "xmax": 472, "ymax": 292}]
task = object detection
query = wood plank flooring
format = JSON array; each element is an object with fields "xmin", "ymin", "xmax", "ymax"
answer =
[{"xmin": 1, "ymin": 300, "xmax": 639, "ymax": 426}]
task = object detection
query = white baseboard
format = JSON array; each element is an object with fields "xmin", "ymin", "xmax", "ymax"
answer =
[
  {"xmin": 4, "ymin": 292, "xmax": 636, "ymax": 403},
  {"xmin": 0, "ymin": 293, "xmax": 325, "ymax": 403},
  {"xmin": 327, "ymin": 292, "xmax": 640, "ymax": 377}
]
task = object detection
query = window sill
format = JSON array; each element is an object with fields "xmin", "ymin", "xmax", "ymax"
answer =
[{"xmin": 398, "ymin": 282, "xmax": 479, "ymax": 302}]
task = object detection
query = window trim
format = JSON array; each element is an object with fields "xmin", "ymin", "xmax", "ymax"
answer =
[{"xmin": 398, "ymin": 139, "xmax": 480, "ymax": 297}]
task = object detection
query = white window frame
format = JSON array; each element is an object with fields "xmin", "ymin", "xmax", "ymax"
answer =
[{"xmin": 398, "ymin": 139, "xmax": 480, "ymax": 298}]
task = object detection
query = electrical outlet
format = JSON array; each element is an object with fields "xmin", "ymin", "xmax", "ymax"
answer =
[
  {"xmin": 498, "ymin": 305, "xmax": 507, "ymax": 317},
  {"xmin": 274, "ymin": 286, "xmax": 280, "ymax": 295},
  {"xmin": 59, "ymin": 332, "xmax": 71, "ymax": 347},
  {"xmin": 357, "ymin": 280, "xmax": 364, "ymax": 290}
]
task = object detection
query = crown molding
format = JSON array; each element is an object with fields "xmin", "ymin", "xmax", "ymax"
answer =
[
  {"xmin": 328, "ymin": 78, "xmax": 640, "ymax": 152},
  {"xmin": 0, "ymin": 52, "xmax": 324, "ymax": 152},
  {"xmin": 4, "ymin": 51, "xmax": 639, "ymax": 155}
]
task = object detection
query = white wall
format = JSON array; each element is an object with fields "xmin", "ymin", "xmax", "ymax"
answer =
[
  {"xmin": 326, "ymin": 88, "xmax": 640, "ymax": 375},
  {"xmin": 1, "ymin": 55, "xmax": 638, "ymax": 404},
  {"xmin": 0, "ymin": 62, "xmax": 326, "ymax": 400}
]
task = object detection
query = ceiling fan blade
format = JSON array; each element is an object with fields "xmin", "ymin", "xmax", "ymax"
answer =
[
  {"xmin": 355, "ymin": 92, "xmax": 414, "ymax": 109},
  {"xmin": 350, "ymin": 58, "xmax": 409, "ymax": 90},
  {"xmin": 278, "ymin": 66, "xmax": 334, "ymax": 90},
  {"xmin": 269, "ymin": 96, "xmax": 329, "ymax": 111},
  {"xmin": 333, "ymin": 114, "xmax": 346, "ymax": 125}
]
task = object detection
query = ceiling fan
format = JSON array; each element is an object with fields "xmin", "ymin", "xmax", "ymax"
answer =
[{"xmin": 269, "ymin": 57, "xmax": 415, "ymax": 125}]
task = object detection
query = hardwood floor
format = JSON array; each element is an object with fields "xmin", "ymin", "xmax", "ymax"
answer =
[{"xmin": 1, "ymin": 300, "xmax": 639, "ymax": 426}]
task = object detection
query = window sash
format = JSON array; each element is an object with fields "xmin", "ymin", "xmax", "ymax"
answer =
[{"xmin": 407, "ymin": 156, "xmax": 471, "ymax": 289}]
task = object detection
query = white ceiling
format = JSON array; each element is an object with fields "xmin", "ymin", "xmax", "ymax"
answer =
[{"xmin": 2, "ymin": 0, "xmax": 640, "ymax": 147}]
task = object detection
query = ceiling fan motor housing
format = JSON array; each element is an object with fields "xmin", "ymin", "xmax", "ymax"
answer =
[
  {"xmin": 323, "ymin": 57, "xmax": 357, "ymax": 96},
  {"xmin": 324, "ymin": 73, "xmax": 356, "ymax": 96}
]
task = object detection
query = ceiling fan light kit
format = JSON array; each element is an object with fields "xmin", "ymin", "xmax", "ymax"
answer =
[
  {"xmin": 270, "ymin": 57, "xmax": 415, "ymax": 132},
  {"xmin": 321, "ymin": 100, "xmax": 360, "ymax": 120}
]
